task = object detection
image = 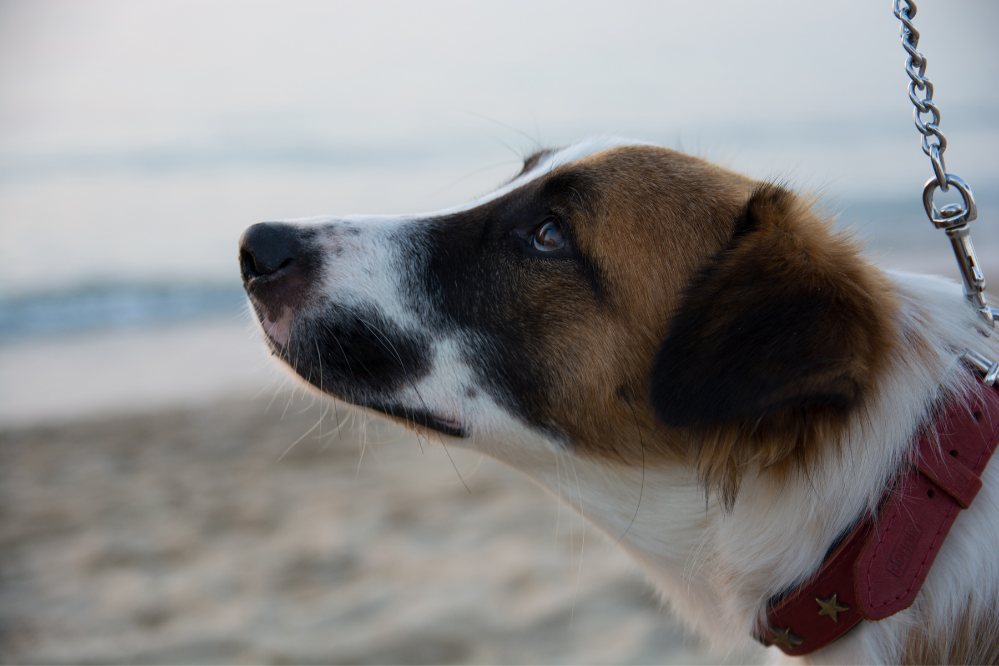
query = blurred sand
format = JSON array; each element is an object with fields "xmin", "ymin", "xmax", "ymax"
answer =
[
  {"xmin": 0, "ymin": 318, "xmax": 280, "ymax": 428},
  {"xmin": 0, "ymin": 391, "xmax": 764, "ymax": 664}
]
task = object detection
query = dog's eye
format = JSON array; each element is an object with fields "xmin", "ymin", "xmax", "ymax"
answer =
[{"xmin": 533, "ymin": 221, "xmax": 565, "ymax": 251}]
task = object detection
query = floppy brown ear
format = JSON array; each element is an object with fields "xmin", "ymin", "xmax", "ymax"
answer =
[{"xmin": 648, "ymin": 184, "xmax": 895, "ymax": 433}]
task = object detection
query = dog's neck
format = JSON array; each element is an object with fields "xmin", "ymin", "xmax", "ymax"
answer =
[{"xmin": 466, "ymin": 271, "xmax": 996, "ymax": 662}]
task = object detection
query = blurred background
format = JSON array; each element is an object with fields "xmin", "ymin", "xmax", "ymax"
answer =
[{"xmin": 0, "ymin": 1, "xmax": 996, "ymax": 663}]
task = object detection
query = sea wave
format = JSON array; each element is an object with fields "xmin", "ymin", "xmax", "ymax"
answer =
[{"xmin": 0, "ymin": 282, "xmax": 248, "ymax": 341}]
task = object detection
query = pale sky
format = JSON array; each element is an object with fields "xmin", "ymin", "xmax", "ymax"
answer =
[{"xmin": 0, "ymin": 0, "xmax": 997, "ymax": 294}]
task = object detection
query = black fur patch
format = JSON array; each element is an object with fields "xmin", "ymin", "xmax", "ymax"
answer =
[
  {"xmin": 284, "ymin": 304, "xmax": 432, "ymax": 401},
  {"xmin": 649, "ymin": 186, "xmax": 866, "ymax": 428},
  {"xmin": 405, "ymin": 169, "xmax": 602, "ymax": 432}
]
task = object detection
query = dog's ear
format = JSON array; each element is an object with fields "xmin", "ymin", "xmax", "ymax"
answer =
[{"xmin": 648, "ymin": 184, "xmax": 894, "ymax": 436}]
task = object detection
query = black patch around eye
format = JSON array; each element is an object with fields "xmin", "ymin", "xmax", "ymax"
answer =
[{"xmin": 398, "ymin": 165, "xmax": 603, "ymax": 437}]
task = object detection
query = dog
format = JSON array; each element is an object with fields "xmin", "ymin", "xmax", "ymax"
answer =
[{"xmin": 238, "ymin": 139, "xmax": 999, "ymax": 664}]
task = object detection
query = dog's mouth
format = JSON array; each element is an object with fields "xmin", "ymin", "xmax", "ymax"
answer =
[
  {"xmin": 369, "ymin": 404, "xmax": 467, "ymax": 438},
  {"xmin": 256, "ymin": 304, "xmax": 293, "ymax": 349}
]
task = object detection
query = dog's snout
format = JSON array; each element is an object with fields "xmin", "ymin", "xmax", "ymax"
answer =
[
  {"xmin": 239, "ymin": 222, "xmax": 300, "ymax": 281},
  {"xmin": 239, "ymin": 221, "xmax": 315, "ymax": 346}
]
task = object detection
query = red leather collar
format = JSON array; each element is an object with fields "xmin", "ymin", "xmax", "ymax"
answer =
[{"xmin": 757, "ymin": 373, "xmax": 999, "ymax": 656}]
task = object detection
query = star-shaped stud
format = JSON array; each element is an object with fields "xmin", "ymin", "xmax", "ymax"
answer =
[
  {"xmin": 815, "ymin": 593, "xmax": 849, "ymax": 623},
  {"xmin": 770, "ymin": 626, "xmax": 803, "ymax": 650}
]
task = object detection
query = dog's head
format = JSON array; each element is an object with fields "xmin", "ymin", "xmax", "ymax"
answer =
[{"xmin": 239, "ymin": 140, "xmax": 895, "ymax": 501}]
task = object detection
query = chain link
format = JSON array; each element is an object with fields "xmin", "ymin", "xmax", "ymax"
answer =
[
  {"xmin": 894, "ymin": 0, "xmax": 950, "ymax": 189},
  {"xmin": 893, "ymin": 0, "xmax": 992, "ymax": 339}
]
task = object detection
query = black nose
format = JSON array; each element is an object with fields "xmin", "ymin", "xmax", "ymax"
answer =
[{"xmin": 239, "ymin": 222, "xmax": 300, "ymax": 280}]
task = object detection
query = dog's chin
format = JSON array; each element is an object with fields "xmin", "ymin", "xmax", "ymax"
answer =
[
  {"xmin": 369, "ymin": 404, "xmax": 467, "ymax": 438},
  {"xmin": 261, "ymin": 337, "xmax": 466, "ymax": 439}
]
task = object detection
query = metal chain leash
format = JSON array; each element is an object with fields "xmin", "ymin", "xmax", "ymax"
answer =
[{"xmin": 893, "ymin": 0, "xmax": 998, "ymax": 383}]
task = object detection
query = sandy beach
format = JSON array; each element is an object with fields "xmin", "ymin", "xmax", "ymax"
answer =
[{"xmin": 0, "ymin": 379, "xmax": 763, "ymax": 664}]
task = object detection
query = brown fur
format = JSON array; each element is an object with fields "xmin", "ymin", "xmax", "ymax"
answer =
[
  {"xmin": 520, "ymin": 146, "xmax": 898, "ymax": 503},
  {"xmin": 654, "ymin": 184, "xmax": 899, "ymax": 502},
  {"xmin": 512, "ymin": 147, "xmax": 749, "ymax": 465}
]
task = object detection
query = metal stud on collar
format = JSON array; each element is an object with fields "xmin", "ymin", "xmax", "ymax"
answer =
[{"xmin": 894, "ymin": 0, "xmax": 997, "ymax": 382}]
